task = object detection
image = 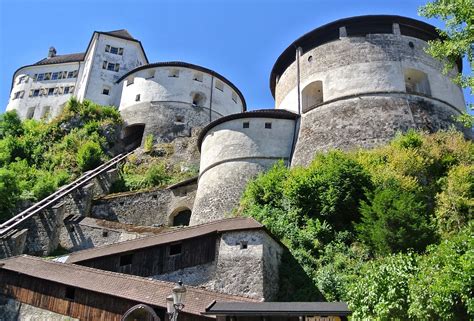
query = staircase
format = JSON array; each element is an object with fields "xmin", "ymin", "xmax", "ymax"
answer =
[{"xmin": 0, "ymin": 152, "xmax": 133, "ymax": 237}]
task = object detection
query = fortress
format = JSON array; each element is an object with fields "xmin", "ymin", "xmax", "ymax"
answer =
[{"xmin": 1, "ymin": 15, "xmax": 471, "ymax": 321}]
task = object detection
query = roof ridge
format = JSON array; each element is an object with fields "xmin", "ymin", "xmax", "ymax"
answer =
[{"xmin": 66, "ymin": 217, "xmax": 257, "ymax": 259}]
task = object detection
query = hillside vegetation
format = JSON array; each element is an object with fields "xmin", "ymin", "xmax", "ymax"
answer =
[
  {"xmin": 0, "ymin": 99, "xmax": 122, "ymax": 221},
  {"xmin": 239, "ymin": 130, "xmax": 473, "ymax": 320}
]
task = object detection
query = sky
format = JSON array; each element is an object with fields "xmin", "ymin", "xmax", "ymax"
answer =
[{"xmin": 0, "ymin": 0, "xmax": 471, "ymax": 113}]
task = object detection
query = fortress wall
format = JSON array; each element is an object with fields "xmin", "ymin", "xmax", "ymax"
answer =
[
  {"xmin": 291, "ymin": 94, "xmax": 470, "ymax": 167},
  {"xmin": 191, "ymin": 117, "xmax": 296, "ymax": 225},
  {"xmin": 275, "ymin": 34, "xmax": 465, "ymax": 113}
]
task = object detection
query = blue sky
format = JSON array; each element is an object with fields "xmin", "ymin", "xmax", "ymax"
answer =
[{"xmin": 0, "ymin": 0, "xmax": 471, "ymax": 113}]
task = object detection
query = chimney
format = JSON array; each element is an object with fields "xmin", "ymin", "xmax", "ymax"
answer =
[{"xmin": 48, "ymin": 47, "xmax": 57, "ymax": 58}]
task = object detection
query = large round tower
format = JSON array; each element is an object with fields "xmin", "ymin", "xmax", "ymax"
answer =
[
  {"xmin": 191, "ymin": 110, "xmax": 298, "ymax": 225},
  {"xmin": 116, "ymin": 62, "xmax": 246, "ymax": 148},
  {"xmin": 270, "ymin": 15, "xmax": 469, "ymax": 166}
]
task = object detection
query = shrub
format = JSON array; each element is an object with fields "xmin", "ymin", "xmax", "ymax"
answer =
[
  {"xmin": 77, "ymin": 141, "xmax": 104, "ymax": 171},
  {"xmin": 144, "ymin": 134, "xmax": 154, "ymax": 153},
  {"xmin": 0, "ymin": 168, "xmax": 21, "ymax": 221},
  {"xmin": 145, "ymin": 162, "xmax": 170, "ymax": 187},
  {"xmin": 356, "ymin": 183, "xmax": 436, "ymax": 254}
]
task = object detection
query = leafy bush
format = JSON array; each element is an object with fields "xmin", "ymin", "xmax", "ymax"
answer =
[
  {"xmin": 144, "ymin": 134, "xmax": 154, "ymax": 153},
  {"xmin": 77, "ymin": 141, "xmax": 104, "ymax": 171},
  {"xmin": 0, "ymin": 168, "xmax": 21, "ymax": 220}
]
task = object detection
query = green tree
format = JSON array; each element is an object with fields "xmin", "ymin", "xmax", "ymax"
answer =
[
  {"xmin": 0, "ymin": 111, "xmax": 23, "ymax": 139},
  {"xmin": 77, "ymin": 141, "xmax": 104, "ymax": 171},
  {"xmin": 0, "ymin": 168, "xmax": 21, "ymax": 221},
  {"xmin": 419, "ymin": 0, "xmax": 474, "ymax": 124}
]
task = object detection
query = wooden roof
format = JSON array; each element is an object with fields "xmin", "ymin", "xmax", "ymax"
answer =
[
  {"xmin": 0, "ymin": 255, "xmax": 257, "ymax": 317},
  {"xmin": 66, "ymin": 217, "xmax": 264, "ymax": 264}
]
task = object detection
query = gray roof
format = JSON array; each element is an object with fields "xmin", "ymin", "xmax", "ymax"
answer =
[
  {"xmin": 34, "ymin": 52, "xmax": 85, "ymax": 66},
  {"xmin": 66, "ymin": 217, "xmax": 264, "ymax": 264},
  {"xmin": 101, "ymin": 29, "xmax": 136, "ymax": 40},
  {"xmin": 0, "ymin": 255, "xmax": 256, "ymax": 317},
  {"xmin": 204, "ymin": 302, "xmax": 351, "ymax": 316}
]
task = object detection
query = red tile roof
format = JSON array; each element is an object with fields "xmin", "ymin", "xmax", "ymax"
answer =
[
  {"xmin": 0, "ymin": 255, "xmax": 257, "ymax": 317},
  {"xmin": 66, "ymin": 217, "xmax": 264, "ymax": 264}
]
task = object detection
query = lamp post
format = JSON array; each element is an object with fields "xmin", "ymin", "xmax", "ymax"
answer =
[{"xmin": 167, "ymin": 281, "xmax": 187, "ymax": 321}]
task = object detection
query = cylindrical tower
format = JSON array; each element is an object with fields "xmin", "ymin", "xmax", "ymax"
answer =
[
  {"xmin": 117, "ymin": 62, "xmax": 246, "ymax": 146},
  {"xmin": 191, "ymin": 110, "xmax": 298, "ymax": 225},
  {"xmin": 270, "ymin": 15, "xmax": 470, "ymax": 166}
]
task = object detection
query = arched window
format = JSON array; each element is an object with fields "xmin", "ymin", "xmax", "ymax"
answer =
[
  {"xmin": 170, "ymin": 208, "xmax": 191, "ymax": 226},
  {"xmin": 302, "ymin": 81, "xmax": 323, "ymax": 113},
  {"xmin": 191, "ymin": 92, "xmax": 206, "ymax": 107},
  {"xmin": 404, "ymin": 68, "xmax": 431, "ymax": 96}
]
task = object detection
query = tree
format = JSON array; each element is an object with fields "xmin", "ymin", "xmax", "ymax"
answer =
[{"xmin": 419, "ymin": 0, "xmax": 474, "ymax": 125}]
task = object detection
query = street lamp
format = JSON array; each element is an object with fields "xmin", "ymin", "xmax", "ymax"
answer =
[{"xmin": 167, "ymin": 281, "xmax": 187, "ymax": 321}]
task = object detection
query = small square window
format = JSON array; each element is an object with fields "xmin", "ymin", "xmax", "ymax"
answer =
[
  {"xmin": 120, "ymin": 254, "xmax": 133, "ymax": 266},
  {"xmin": 67, "ymin": 71, "xmax": 75, "ymax": 78},
  {"xmin": 102, "ymin": 88, "xmax": 110, "ymax": 95},
  {"xmin": 243, "ymin": 122, "xmax": 249, "ymax": 128},
  {"xmin": 169, "ymin": 243, "xmax": 182, "ymax": 256},
  {"xmin": 51, "ymin": 72, "xmax": 59, "ymax": 80},
  {"xmin": 102, "ymin": 230, "xmax": 109, "ymax": 237},
  {"xmin": 175, "ymin": 116, "xmax": 184, "ymax": 123},
  {"xmin": 240, "ymin": 241, "xmax": 248, "ymax": 249},
  {"xmin": 169, "ymin": 69, "xmax": 179, "ymax": 78},
  {"xmin": 32, "ymin": 89, "xmax": 40, "ymax": 97},
  {"xmin": 127, "ymin": 77, "xmax": 134, "ymax": 86},
  {"xmin": 265, "ymin": 122, "xmax": 272, "ymax": 129},
  {"xmin": 215, "ymin": 80, "xmax": 224, "ymax": 91},
  {"xmin": 65, "ymin": 287, "xmax": 75, "ymax": 301},
  {"xmin": 110, "ymin": 47, "xmax": 119, "ymax": 55},
  {"xmin": 48, "ymin": 88, "xmax": 55, "ymax": 95},
  {"xmin": 64, "ymin": 87, "xmax": 70, "ymax": 94},
  {"xmin": 193, "ymin": 73, "xmax": 203, "ymax": 82},
  {"xmin": 37, "ymin": 73, "xmax": 44, "ymax": 81},
  {"xmin": 135, "ymin": 94, "xmax": 141, "ymax": 102}
]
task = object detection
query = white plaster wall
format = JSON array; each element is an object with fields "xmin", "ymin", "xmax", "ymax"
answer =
[
  {"xmin": 276, "ymin": 34, "xmax": 465, "ymax": 113},
  {"xmin": 6, "ymin": 62, "xmax": 82, "ymax": 120},
  {"xmin": 199, "ymin": 117, "xmax": 295, "ymax": 173},
  {"xmin": 82, "ymin": 34, "xmax": 147, "ymax": 106},
  {"xmin": 118, "ymin": 66, "xmax": 243, "ymax": 116}
]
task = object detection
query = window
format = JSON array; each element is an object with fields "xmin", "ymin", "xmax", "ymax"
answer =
[
  {"xmin": 36, "ymin": 73, "xmax": 45, "ymax": 81},
  {"xmin": 302, "ymin": 81, "xmax": 324, "ymax": 113},
  {"xmin": 69, "ymin": 86, "xmax": 75, "ymax": 94},
  {"xmin": 73, "ymin": 70, "xmax": 78, "ymax": 78},
  {"xmin": 215, "ymin": 80, "xmax": 224, "ymax": 91},
  {"xmin": 17, "ymin": 76, "xmax": 26, "ymax": 84},
  {"xmin": 175, "ymin": 115, "xmax": 184, "ymax": 123},
  {"xmin": 31, "ymin": 89, "xmax": 40, "ymax": 97},
  {"xmin": 51, "ymin": 72, "xmax": 59, "ymax": 80},
  {"xmin": 44, "ymin": 73, "xmax": 51, "ymax": 81},
  {"xmin": 65, "ymin": 287, "xmax": 75, "ymax": 301},
  {"xmin": 63, "ymin": 87, "xmax": 70, "ymax": 94},
  {"xmin": 120, "ymin": 254, "xmax": 133, "ymax": 266},
  {"xmin": 106, "ymin": 45, "xmax": 124, "ymax": 55},
  {"xmin": 240, "ymin": 241, "xmax": 248, "ymax": 250},
  {"xmin": 102, "ymin": 230, "xmax": 108, "ymax": 237},
  {"xmin": 168, "ymin": 69, "xmax": 179, "ymax": 78},
  {"xmin": 193, "ymin": 73, "xmax": 203, "ymax": 82},
  {"xmin": 169, "ymin": 243, "xmax": 182, "ymax": 256},
  {"xmin": 42, "ymin": 106, "xmax": 51, "ymax": 119},
  {"xmin": 243, "ymin": 122, "xmax": 249, "ymax": 128},
  {"xmin": 102, "ymin": 87, "xmax": 110, "ymax": 95},
  {"xmin": 127, "ymin": 76, "xmax": 134, "ymax": 86},
  {"xmin": 192, "ymin": 93, "xmax": 206, "ymax": 106},
  {"xmin": 103, "ymin": 61, "xmax": 120, "ymax": 72},
  {"xmin": 13, "ymin": 91, "xmax": 24, "ymax": 99},
  {"xmin": 265, "ymin": 122, "xmax": 272, "ymax": 129},
  {"xmin": 404, "ymin": 68, "xmax": 431, "ymax": 96},
  {"xmin": 232, "ymin": 92, "xmax": 238, "ymax": 103},
  {"xmin": 48, "ymin": 88, "xmax": 54, "ymax": 96},
  {"xmin": 26, "ymin": 107, "xmax": 35, "ymax": 119},
  {"xmin": 146, "ymin": 69, "xmax": 155, "ymax": 79},
  {"xmin": 67, "ymin": 71, "xmax": 74, "ymax": 78},
  {"xmin": 135, "ymin": 94, "xmax": 141, "ymax": 102}
]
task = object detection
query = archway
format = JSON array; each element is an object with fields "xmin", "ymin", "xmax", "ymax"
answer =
[
  {"xmin": 122, "ymin": 124, "xmax": 145, "ymax": 150},
  {"xmin": 302, "ymin": 81, "xmax": 323, "ymax": 113},
  {"xmin": 121, "ymin": 304, "xmax": 161, "ymax": 321},
  {"xmin": 170, "ymin": 207, "xmax": 192, "ymax": 227}
]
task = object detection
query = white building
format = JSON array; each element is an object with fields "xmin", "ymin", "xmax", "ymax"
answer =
[{"xmin": 6, "ymin": 29, "xmax": 148, "ymax": 120}]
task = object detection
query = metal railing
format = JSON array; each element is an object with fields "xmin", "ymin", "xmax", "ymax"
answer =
[{"xmin": 0, "ymin": 151, "xmax": 133, "ymax": 236}]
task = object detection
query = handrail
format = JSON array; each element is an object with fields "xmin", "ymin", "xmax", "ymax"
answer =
[{"xmin": 0, "ymin": 151, "xmax": 133, "ymax": 236}]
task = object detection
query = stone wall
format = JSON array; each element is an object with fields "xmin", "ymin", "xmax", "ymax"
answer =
[
  {"xmin": 91, "ymin": 181, "xmax": 197, "ymax": 226},
  {"xmin": 291, "ymin": 93, "xmax": 471, "ymax": 167},
  {"xmin": 0, "ymin": 295, "xmax": 79, "ymax": 321},
  {"xmin": 153, "ymin": 230, "xmax": 283, "ymax": 300}
]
